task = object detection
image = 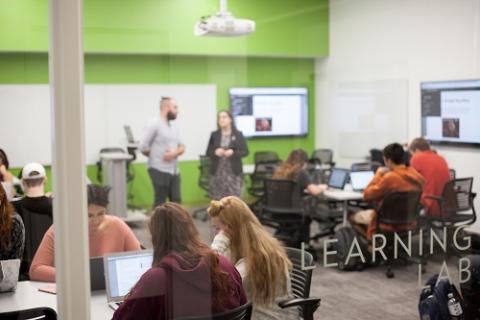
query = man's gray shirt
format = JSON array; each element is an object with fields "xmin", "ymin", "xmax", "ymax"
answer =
[{"xmin": 139, "ymin": 118, "xmax": 183, "ymax": 175}]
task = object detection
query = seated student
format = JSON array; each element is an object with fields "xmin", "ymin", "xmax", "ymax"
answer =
[
  {"xmin": 408, "ymin": 138, "xmax": 450, "ymax": 216},
  {"xmin": 113, "ymin": 202, "xmax": 246, "ymax": 320},
  {"xmin": 208, "ymin": 196, "xmax": 298, "ymax": 320},
  {"xmin": 349, "ymin": 143, "xmax": 424, "ymax": 241},
  {"xmin": 0, "ymin": 183, "xmax": 25, "ymax": 260},
  {"xmin": 12, "ymin": 163, "xmax": 52, "ymax": 220},
  {"xmin": 30, "ymin": 184, "xmax": 141, "ymax": 282},
  {"xmin": 273, "ymin": 149, "xmax": 327, "ymax": 195},
  {"xmin": 0, "ymin": 149, "xmax": 15, "ymax": 200}
]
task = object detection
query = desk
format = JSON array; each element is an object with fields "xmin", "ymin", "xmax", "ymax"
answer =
[
  {"xmin": 323, "ymin": 189, "xmax": 363, "ymax": 226},
  {"xmin": 0, "ymin": 281, "xmax": 114, "ymax": 319}
]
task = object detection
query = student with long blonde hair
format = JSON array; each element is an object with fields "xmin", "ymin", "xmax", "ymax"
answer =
[{"xmin": 208, "ymin": 196, "xmax": 298, "ymax": 320}]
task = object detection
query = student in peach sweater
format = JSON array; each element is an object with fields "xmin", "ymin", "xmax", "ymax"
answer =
[{"xmin": 29, "ymin": 184, "xmax": 141, "ymax": 282}]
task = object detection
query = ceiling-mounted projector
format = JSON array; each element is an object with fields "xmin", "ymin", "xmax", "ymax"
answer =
[{"xmin": 194, "ymin": 0, "xmax": 255, "ymax": 37}]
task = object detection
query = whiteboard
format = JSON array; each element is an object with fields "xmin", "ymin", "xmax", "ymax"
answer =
[
  {"xmin": 0, "ymin": 84, "xmax": 217, "ymax": 167},
  {"xmin": 332, "ymin": 79, "xmax": 408, "ymax": 159}
]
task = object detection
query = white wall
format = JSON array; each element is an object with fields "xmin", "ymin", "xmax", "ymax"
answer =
[{"xmin": 316, "ymin": 0, "xmax": 480, "ymax": 228}]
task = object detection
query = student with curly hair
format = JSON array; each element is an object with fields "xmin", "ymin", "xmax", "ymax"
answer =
[{"xmin": 29, "ymin": 184, "xmax": 141, "ymax": 282}]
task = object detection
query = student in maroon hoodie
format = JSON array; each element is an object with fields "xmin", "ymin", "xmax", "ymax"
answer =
[{"xmin": 112, "ymin": 202, "xmax": 247, "ymax": 320}]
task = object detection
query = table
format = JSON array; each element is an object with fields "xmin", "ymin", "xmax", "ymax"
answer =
[
  {"xmin": 322, "ymin": 188, "xmax": 364, "ymax": 226},
  {"xmin": 0, "ymin": 281, "xmax": 114, "ymax": 319}
]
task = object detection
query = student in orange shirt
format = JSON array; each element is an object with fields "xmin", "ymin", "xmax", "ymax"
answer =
[
  {"xmin": 408, "ymin": 138, "xmax": 451, "ymax": 216},
  {"xmin": 349, "ymin": 143, "xmax": 424, "ymax": 241}
]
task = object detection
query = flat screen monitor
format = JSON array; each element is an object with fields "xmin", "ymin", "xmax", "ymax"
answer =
[
  {"xmin": 421, "ymin": 79, "xmax": 480, "ymax": 147},
  {"xmin": 229, "ymin": 87, "xmax": 308, "ymax": 138}
]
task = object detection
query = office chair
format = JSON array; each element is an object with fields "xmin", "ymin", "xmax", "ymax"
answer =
[
  {"xmin": 18, "ymin": 207, "xmax": 53, "ymax": 279},
  {"xmin": 253, "ymin": 151, "xmax": 279, "ymax": 164},
  {"xmin": 247, "ymin": 161, "xmax": 280, "ymax": 215},
  {"xmin": 279, "ymin": 247, "xmax": 321, "ymax": 320},
  {"xmin": 369, "ymin": 149, "xmax": 384, "ymax": 165},
  {"xmin": 422, "ymin": 178, "xmax": 477, "ymax": 256},
  {"xmin": 0, "ymin": 307, "xmax": 57, "ymax": 320},
  {"xmin": 260, "ymin": 179, "xmax": 310, "ymax": 248},
  {"xmin": 311, "ymin": 149, "xmax": 335, "ymax": 168},
  {"xmin": 192, "ymin": 155, "xmax": 211, "ymax": 221},
  {"xmin": 375, "ymin": 190, "xmax": 423, "ymax": 278},
  {"xmin": 175, "ymin": 302, "xmax": 252, "ymax": 320}
]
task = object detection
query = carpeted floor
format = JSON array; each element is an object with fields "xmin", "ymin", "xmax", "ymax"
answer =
[{"xmin": 129, "ymin": 213, "xmax": 464, "ymax": 320}]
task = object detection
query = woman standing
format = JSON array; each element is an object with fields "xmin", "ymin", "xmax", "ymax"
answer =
[
  {"xmin": 206, "ymin": 111, "xmax": 249, "ymax": 200},
  {"xmin": 0, "ymin": 183, "xmax": 24, "ymax": 260}
]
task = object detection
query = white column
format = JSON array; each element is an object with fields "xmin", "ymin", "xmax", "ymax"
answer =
[{"xmin": 49, "ymin": 0, "xmax": 90, "ymax": 319}]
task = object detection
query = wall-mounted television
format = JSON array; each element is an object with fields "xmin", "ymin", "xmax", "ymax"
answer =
[
  {"xmin": 421, "ymin": 79, "xmax": 480, "ymax": 147},
  {"xmin": 229, "ymin": 87, "xmax": 308, "ymax": 138}
]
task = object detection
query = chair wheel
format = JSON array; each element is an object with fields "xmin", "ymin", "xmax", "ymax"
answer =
[{"xmin": 386, "ymin": 270, "xmax": 394, "ymax": 278}]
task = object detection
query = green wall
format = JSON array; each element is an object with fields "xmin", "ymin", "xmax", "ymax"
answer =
[
  {"xmin": 0, "ymin": 53, "xmax": 315, "ymax": 207},
  {"xmin": 0, "ymin": 0, "xmax": 329, "ymax": 57},
  {"xmin": 0, "ymin": 0, "xmax": 326, "ymax": 206}
]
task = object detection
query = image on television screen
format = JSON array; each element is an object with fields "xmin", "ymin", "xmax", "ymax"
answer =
[
  {"xmin": 421, "ymin": 79, "xmax": 480, "ymax": 146},
  {"xmin": 229, "ymin": 87, "xmax": 308, "ymax": 138}
]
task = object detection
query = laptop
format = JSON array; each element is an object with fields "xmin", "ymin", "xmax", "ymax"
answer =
[
  {"xmin": 350, "ymin": 171, "xmax": 375, "ymax": 192},
  {"xmin": 104, "ymin": 250, "xmax": 153, "ymax": 310},
  {"xmin": 327, "ymin": 168, "xmax": 349, "ymax": 190},
  {"xmin": 90, "ymin": 256, "xmax": 106, "ymax": 291},
  {"xmin": 0, "ymin": 259, "xmax": 20, "ymax": 292}
]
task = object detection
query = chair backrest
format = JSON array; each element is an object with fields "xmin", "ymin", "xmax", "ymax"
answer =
[
  {"xmin": 175, "ymin": 302, "xmax": 252, "ymax": 320},
  {"xmin": 21, "ymin": 208, "xmax": 53, "ymax": 266},
  {"xmin": 254, "ymin": 151, "xmax": 279, "ymax": 164},
  {"xmin": 311, "ymin": 149, "xmax": 333, "ymax": 166},
  {"xmin": 441, "ymin": 178, "xmax": 475, "ymax": 215},
  {"xmin": 377, "ymin": 191, "xmax": 422, "ymax": 225},
  {"xmin": 198, "ymin": 155, "xmax": 211, "ymax": 191},
  {"xmin": 252, "ymin": 162, "xmax": 279, "ymax": 181},
  {"xmin": 284, "ymin": 247, "xmax": 314, "ymax": 299},
  {"xmin": 0, "ymin": 307, "xmax": 57, "ymax": 320},
  {"xmin": 264, "ymin": 179, "xmax": 302, "ymax": 211},
  {"xmin": 369, "ymin": 149, "xmax": 385, "ymax": 165}
]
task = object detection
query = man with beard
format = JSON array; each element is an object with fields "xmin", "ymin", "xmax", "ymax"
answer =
[{"xmin": 139, "ymin": 97, "xmax": 185, "ymax": 207}]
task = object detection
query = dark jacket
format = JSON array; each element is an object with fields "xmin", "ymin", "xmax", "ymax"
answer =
[
  {"xmin": 206, "ymin": 129, "xmax": 249, "ymax": 176},
  {"xmin": 112, "ymin": 252, "xmax": 247, "ymax": 320}
]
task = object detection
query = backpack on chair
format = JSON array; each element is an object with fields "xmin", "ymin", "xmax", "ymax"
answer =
[{"xmin": 333, "ymin": 226, "xmax": 368, "ymax": 271}]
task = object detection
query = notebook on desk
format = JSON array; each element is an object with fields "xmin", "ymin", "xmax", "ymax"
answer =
[{"xmin": 104, "ymin": 250, "xmax": 153, "ymax": 310}]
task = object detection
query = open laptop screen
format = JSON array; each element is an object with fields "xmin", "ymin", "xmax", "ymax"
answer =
[
  {"xmin": 105, "ymin": 250, "xmax": 153, "ymax": 302},
  {"xmin": 328, "ymin": 168, "xmax": 349, "ymax": 189},
  {"xmin": 350, "ymin": 171, "xmax": 374, "ymax": 192}
]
